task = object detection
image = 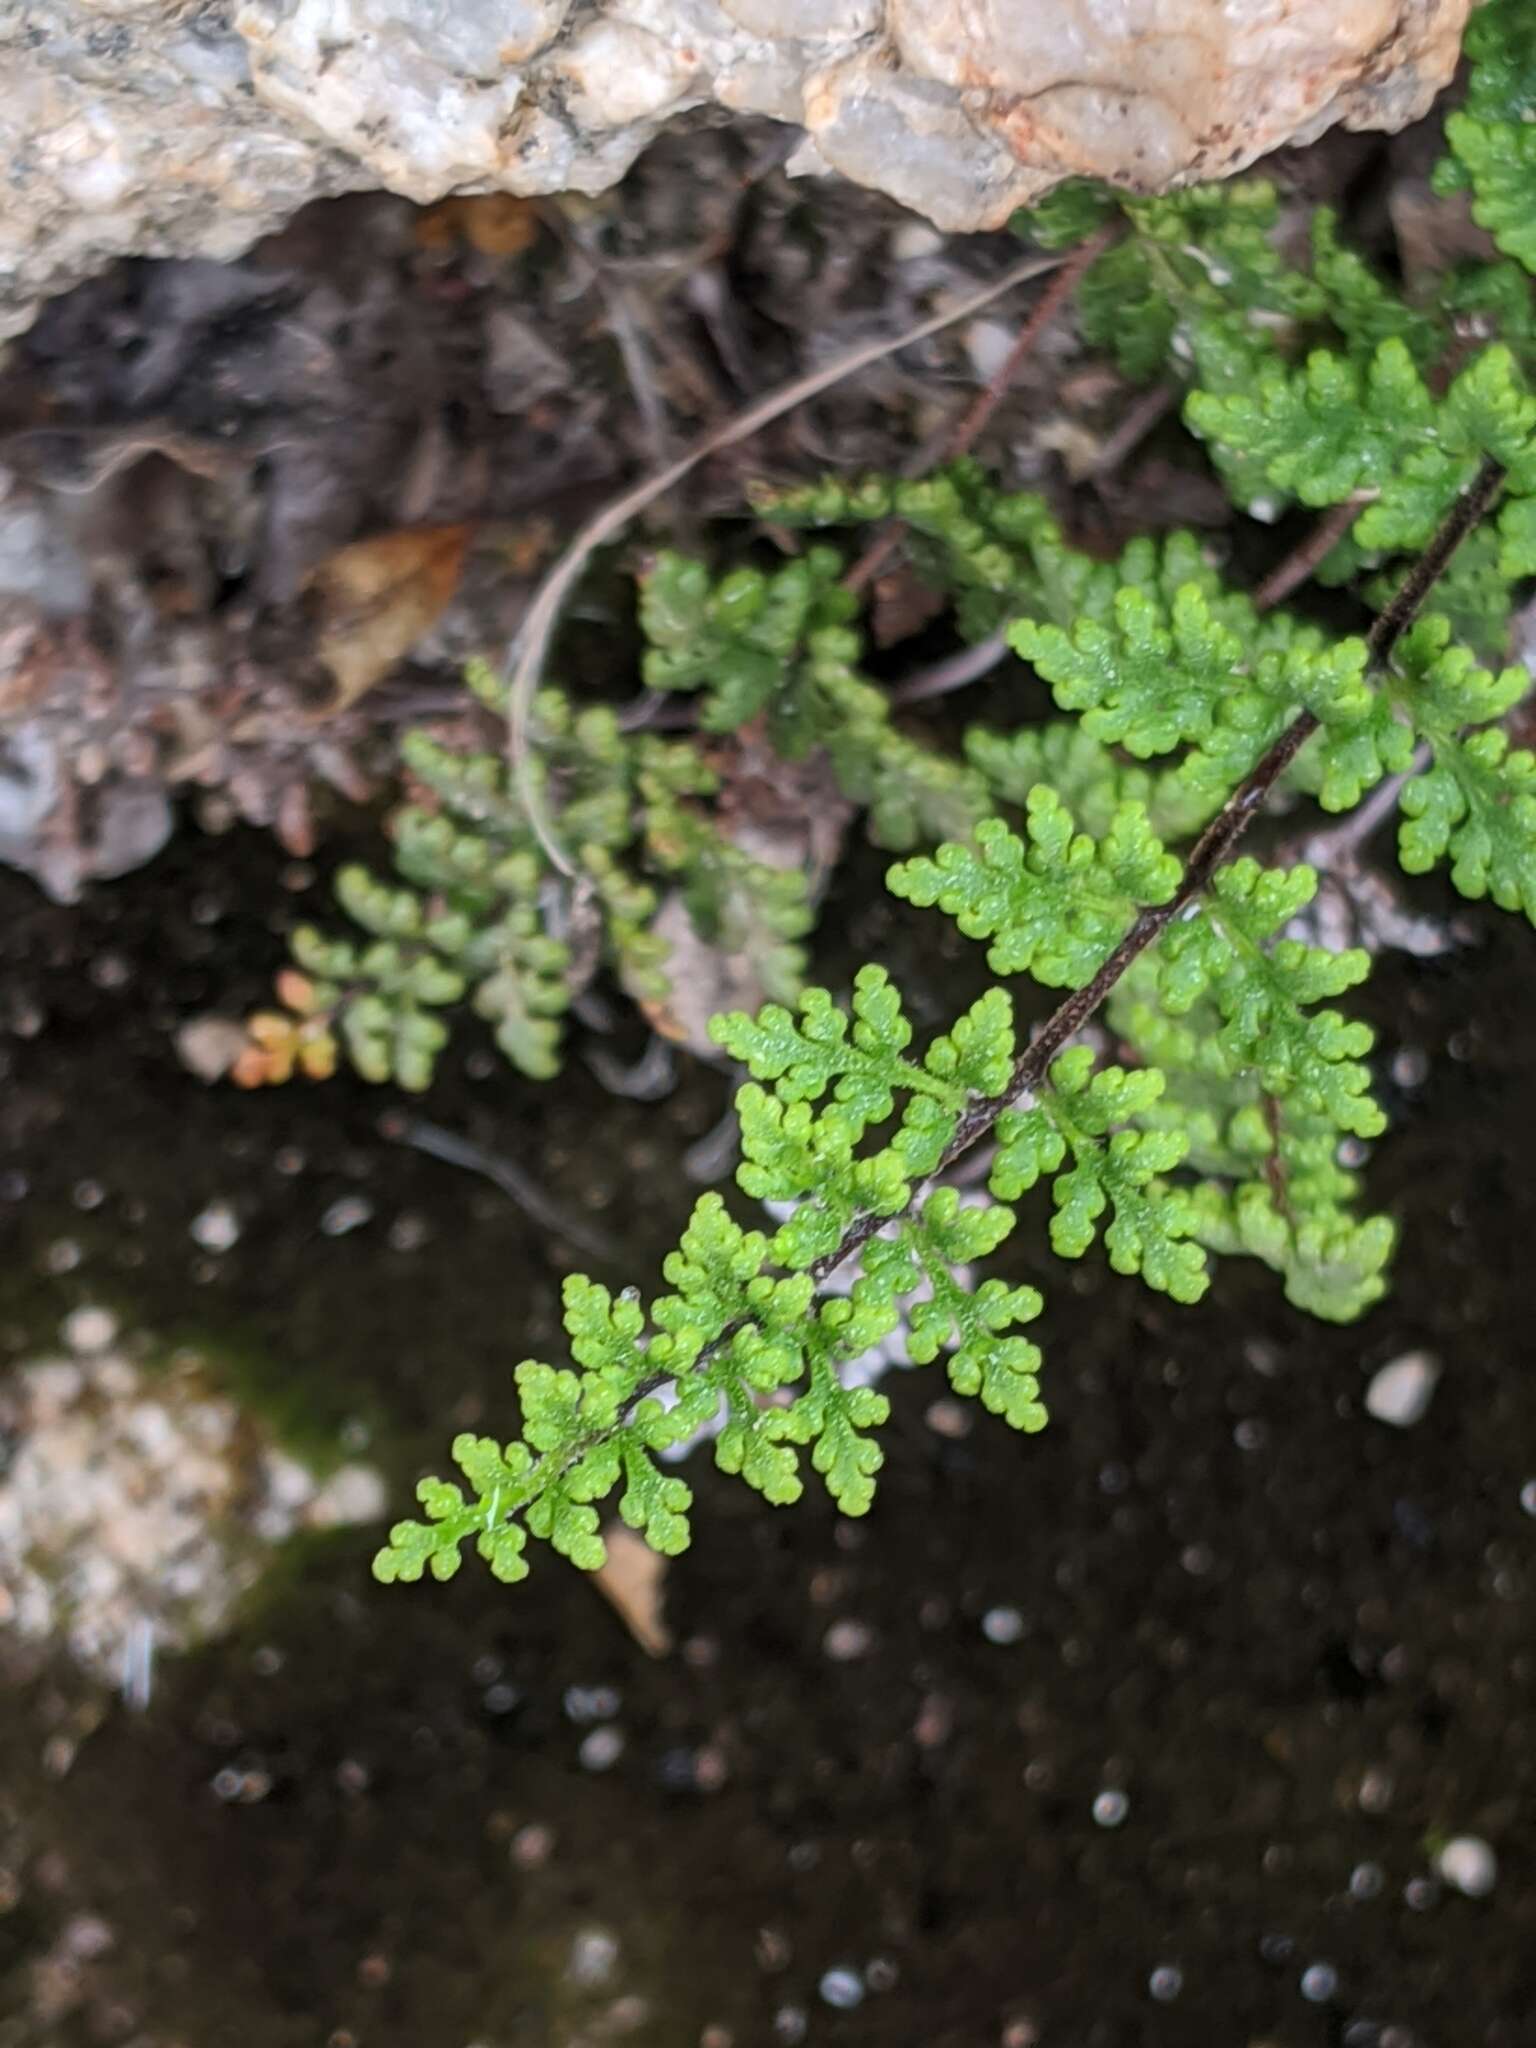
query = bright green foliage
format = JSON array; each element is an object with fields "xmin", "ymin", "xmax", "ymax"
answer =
[
  {"xmin": 1154, "ymin": 860, "xmax": 1383, "ymax": 1139},
  {"xmin": 964, "ymin": 718, "xmax": 1216, "ymax": 845},
  {"xmin": 1437, "ymin": 0, "xmax": 1536, "ymax": 273},
  {"xmin": 242, "ymin": 686, "xmax": 811, "ymax": 1088},
  {"xmin": 1104, "ymin": 865, "xmax": 1395, "ymax": 1323},
  {"xmin": 375, "ymin": 966, "xmax": 1050, "ymax": 1582},
  {"xmin": 1018, "ymin": 179, "xmax": 1324, "ymax": 383},
  {"xmin": 1186, "ymin": 340, "xmax": 1536, "ymax": 552},
  {"xmin": 1008, "ymin": 577, "xmax": 1377, "ymax": 813},
  {"xmin": 991, "ymin": 1047, "xmax": 1209, "ymax": 1302},
  {"xmin": 1307, "ymin": 209, "xmax": 1440, "ymax": 367},
  {"xmin": 640, "ymin": 547, "xmax": 988, "ymax": 848},
  {"xmin": 1390, "ymin": 616, "xmax": 1536, "ymax": 919},
  {"xmin": 887, "ymin": 797, "xmax": 1181, "ymax": 989},
  {"xmin": 377, "ymin": 38, "xmax": 1536, "ymax": 1592}
]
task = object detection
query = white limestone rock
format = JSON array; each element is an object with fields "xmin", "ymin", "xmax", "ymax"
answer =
[{"xmin": 0, "ymin": 1, "xmax": 1471, "ymax": 340}]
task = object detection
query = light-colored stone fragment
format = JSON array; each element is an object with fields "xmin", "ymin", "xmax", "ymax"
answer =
[
  {"xmin": 557, "ymin": 21, "xmax": 700, "ymax": 130},
  {"xmin": 1364, "ymin": 1350, "xmax": 1441, "ymax": 1427},
  {"xmin": 0, "ymin": 1, "xmax": 1472, "ymax": 339}
]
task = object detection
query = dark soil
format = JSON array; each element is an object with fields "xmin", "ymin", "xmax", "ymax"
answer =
[
  {"xmin": 1, "ymin": 108, "xmax": 1534, "ymax": 2048},
  {"xmin": 1, "ymin": 819, "xmax": 1534, "ymax": 2048}
]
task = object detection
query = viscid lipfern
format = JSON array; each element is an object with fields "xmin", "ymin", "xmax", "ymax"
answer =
[{"xmin": 249, "ymin": 12, "xmax": 1536, "ymax": 1588}]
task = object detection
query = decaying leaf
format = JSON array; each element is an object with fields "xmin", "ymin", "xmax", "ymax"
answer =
[
  {"xmin": 414, "ymin": 194, "xmax": 541, "ymax": 259},
  {"xmin": 306, "ymin": 523, "xmax": 471, "ymax": 713},
  {"xmin": 591, "ymin": 1522, "xmax": 673, "ymax": 1657}
]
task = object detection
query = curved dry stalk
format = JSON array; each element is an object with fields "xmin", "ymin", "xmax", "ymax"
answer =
[{"xmin": 502, "ymin": 248, "xmax": 1069, "ymax": 874}]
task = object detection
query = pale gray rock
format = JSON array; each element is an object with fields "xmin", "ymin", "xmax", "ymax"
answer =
[{"xmin": 0, "ymin": 1, "xmax": 1471, "ymax": 338}]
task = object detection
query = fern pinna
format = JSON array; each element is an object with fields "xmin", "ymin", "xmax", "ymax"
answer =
[
  {"xmin": 376, "ymin": 429, "xmax": 1535, "ymax": 1587},
  {"xmin": 329, "ymin": 11, "xmax": 1536, "ymax": 1587}
]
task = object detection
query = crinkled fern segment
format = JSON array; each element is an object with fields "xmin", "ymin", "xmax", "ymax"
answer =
[{"xmin": 376, "ymin": 762, "xmax": 1397, "ymax": 1587}]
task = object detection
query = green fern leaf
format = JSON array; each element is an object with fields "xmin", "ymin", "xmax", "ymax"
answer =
[
  {"xmin": 991, "ymin": 1047, "xmax": 1208, "ymax": 1302},
  {"xmin": 887, "ymin": 798, "xmax": 1180, "ymax": 990}
]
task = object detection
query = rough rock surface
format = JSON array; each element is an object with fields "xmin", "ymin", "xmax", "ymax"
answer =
[
  {"xmin": 2, "ymin": 0, "xmax": 1469, "ymax": 339},
  {"xmin": 0, "ymin": 1321, "xmax": 386, "ymax": 1688}
]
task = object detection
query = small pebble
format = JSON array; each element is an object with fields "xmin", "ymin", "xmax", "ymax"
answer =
[
  {"xmin": 1148, "ymin": 1965, "xmax": 1183, "ymax": 2002},
  {"xmin": 61, "ymin": 1305, "xmax": 118, "ymax": 1356},
  {"xmin": 1092, "ymin": 1788, "xmax": 1129, "ymax": 1828},
  {"xmin": 320, "ymin": 1195, "xmax": 374, "ymax": 1237},
  {"xmin": 190, "ymin": 1202, "xmax": 240, "ymax": 1253},
  {"xmin": 924, "ymin": 1398, "xmax": 971, "ymax": 1439},
  {"xmin": 1520, "ymin": 1480, "xmax": 1536, "ymax": 1517},
  {"xmin": 566, "ymin": 1927, "xmax": 619, "ymax": 1988},
  {"xmin": 174, "ymin": 1016, "xmax": 249, "ymax": 1084},
  {"xmin": 510, "ymin": 1823, "xmax": 554, "ymax": 1870},
  {"xmin": 1358, "ymin": 1768, "xmax": 1394, "ymax": 1814},
  {"xmin": 1364, "ymin": 1352, "xmax": 1440, "ymax": 1428},
  {"xmin": 579, "ymin": 1726, "xmax": 625, "ymax": 1772},
  {"xmin": 891, "ymin": 222, "xmax": 943, "ymax": 262},
  {"xmin": 818, "ymin": 1967, "xmax": 863, "ymax": 2010},
  {"xmin": 1300, "ymin": 1963, "xmax": 1338, "ymax": 2002},
  {"xmin": 1435, "ymin": 1835, "xmax": 1497, "ymax": 1897},
  {"xmin": 564, "ymin": 1684, "xmax": 621, "ymax": 1724},
  {"xmin": 1349, "ymin": 1861, "xmax": 1385, "ymax": 1900},
  {"xmin": 982, "ymin": 1605, "xmax": 1024, "ymax": 1645},
  {"xmin": 822, "ymin": 1618, "xmax": 873, "ymax": 1662}
]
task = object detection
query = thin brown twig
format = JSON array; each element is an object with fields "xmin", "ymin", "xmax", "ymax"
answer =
[
  {"xmin": 502, "ymin": 248, "xmax": 1069, "ymax": 875},
  {"xmin": 510, "ymin": 456, "xmax": 1505, "ymax": 1505},
  {"xmin": 1089, "ymin": 379, "xmax": 1179, "ymax": 480},
  {"xmin": 1252, "ymin": 494, "xmax": 1373, "ymax": 613},
  {"xmin": 889, "ymin": 627, "xmax": 1012, "ymax": 706},
  {"xmin": 841, "ymin": 224, "xmax": 1122, "ymax": 598}
]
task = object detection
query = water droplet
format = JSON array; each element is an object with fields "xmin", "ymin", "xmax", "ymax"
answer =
[
  {"xmin": 1300, "ymin": 1962, "xmax": 1338, "ymax": 2002},
  {"xmin": 1148, "ymin": 1966, "xmax": 1182, "ymax": 2002},
  {"xmin": 1520, "ymin": 1480, "xmax": 1536, "ymax": 1517},
  {"xmin": 772, "ymin": 2006, "xmax": 807, "ymax": 2043},
  {"xmin": 1404, "ymin": 1876, "xmax": 1438, "ymax": 1911},
  {"xmin": 982, "ymin": 1606, "xmax": 1024, "ymax": 1645},
  {"xmin": 1092, "ymin": 1788, "xmax": 1129, "ymax": 1828},
  {"xmin": 482, "ymin": 1683, "xmax": 520, "ymax": 1716},
  {"xmin": 819, "ymin": 1967, "xmax": 863, "ymax": 2010},
  {"xmin": 1233, "ymin": 1417, "xmax": 1268, "ymax": 1451}
]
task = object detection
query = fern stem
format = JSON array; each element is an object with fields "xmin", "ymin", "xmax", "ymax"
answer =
[
  {"xmin": 525, "ymin": 454, "xmax": 1506, "ymax": 1499},
  {"xmin": 1252, "ymin": 495, "xmax": 1371, "ymax": 612}
]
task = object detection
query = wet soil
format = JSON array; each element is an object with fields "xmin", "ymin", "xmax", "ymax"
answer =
[{"xmin": 2, "ymin": 825, "xmax": 1534, "ymax": 2048}]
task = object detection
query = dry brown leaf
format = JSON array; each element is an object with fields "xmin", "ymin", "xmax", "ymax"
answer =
[
  {"xmin": 414, "ymin": 195, "xmax": 540, "ymax": 259},
  {"xmin": 591, "ymin": 1523, "xmax": 672, "ymax": 1658},
  {"xmin": 305, "ymin": 522, "xmax": 471, "ymax": 713}
]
